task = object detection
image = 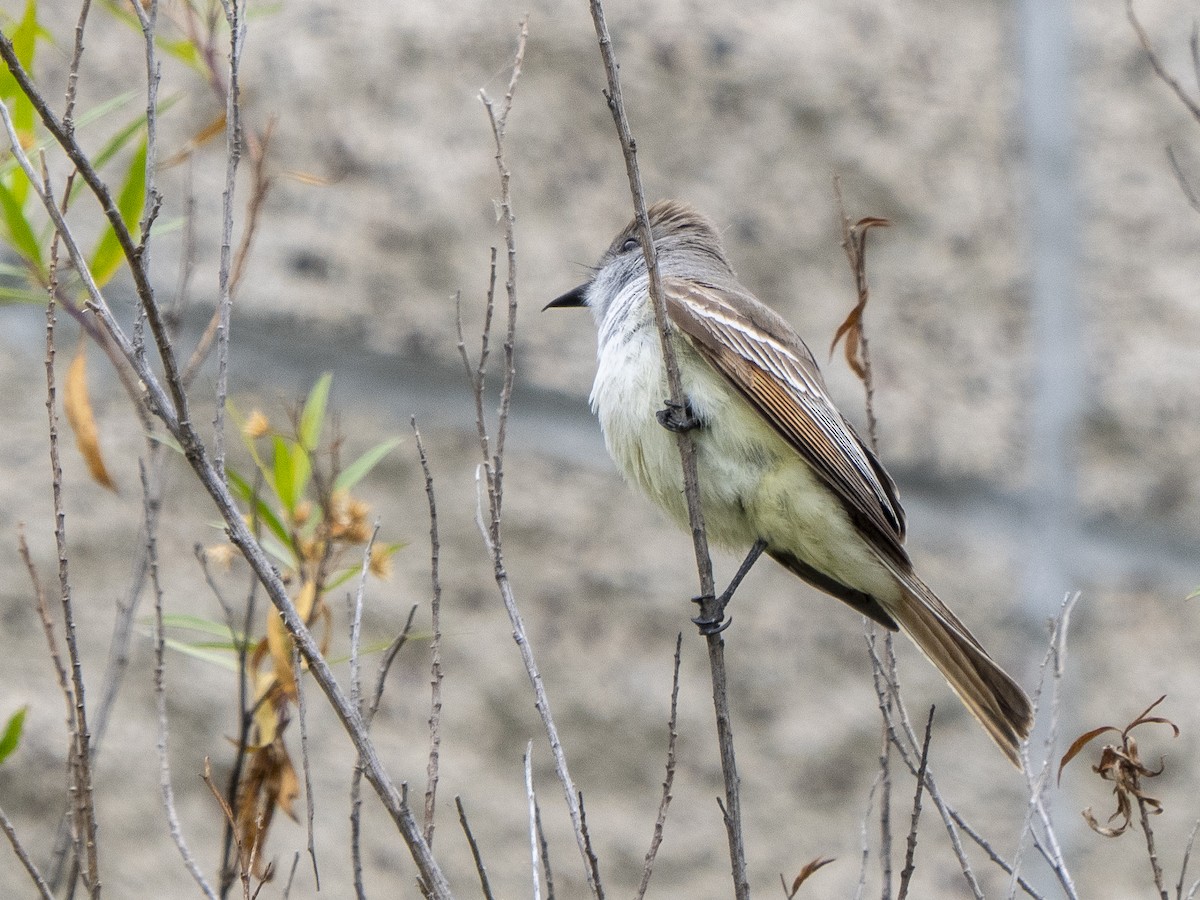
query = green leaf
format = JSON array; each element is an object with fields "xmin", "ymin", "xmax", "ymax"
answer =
[
  {"xmin": 88, "ymin": 134, "xmax": 147, "ymax": 288},
  {"xmin": 89, "ymin": 116, "xmax": 147, "ymax": 175},
  {"xmin": 0, "ymin": 283, "xmax": 46, "ymax": 304},
  {"xmin": 334, "ymin": 437, "xmax": 402, "ymax": 493},
  {"xmin": 161, "ymin": 613, "xmax": 246, "ymax": 645},
  {"xmin": 163, "ymin": 638, "xmax": 240, "ymax": 673},
  {"xmin": 155, "ymin": 36, "xmax": 204, "ymax": 71},
  {"xmin": 273, "ymin": 435, "xmax": 296, "ymax": 514},
  {"xmin": 0, "ymin": 175, "xmax": 43, "ymax": 276},
  {"xmin": 0, "ymin": 706, "xmax": 28, "ymax": 765},
  {"xmin": 0, "ymin": 0, "xmax": 40, "ymax": 200},
  {"xmin": 299, "ymin": 373, "xmax": 332, "ymax": 452},
  {"xmin": 227, "ymin": 466, "xmax": 291, "ymax": 550}
]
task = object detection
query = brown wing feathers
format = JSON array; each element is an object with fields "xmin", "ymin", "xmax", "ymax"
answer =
[{"xmin": 666, "ymin": 278, "xmax": 907, "ymax": 560}]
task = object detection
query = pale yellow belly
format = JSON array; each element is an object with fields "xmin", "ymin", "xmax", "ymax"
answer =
[{"xmin": 591, "ymin": 330, "xmax": 899, "ymax": 603}]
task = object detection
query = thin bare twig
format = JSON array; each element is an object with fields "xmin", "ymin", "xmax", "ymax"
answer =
[
  {"xmin": 143, "ymin": 461, "xmax": 218, "ymax": 899},
  {"xmin": 0, "ymin": 805, "xmax": 55, "ymax": 900},
  {"xmin": 473, "ymin": 19, "xmax": 602, "ymax": 896},
  {"xmin": 1177, "ymin": 819, "xmax": 1200, "ymax": 900},
  {"xmin": 832, "ymin": 177, "xmax": 888, "ymax": 449},
  {"xmin": 413, "ymin": 419, "xmax": 444, "ymax": 848},
  {"xmin": 456, "ymin": 796, "xmax": 497, "ymax": 900},
  {"xmin": 182, "ymin": 123, "xmax": 275, "ymax": 387},
  {"xmin": 865, "ymin": 633, "xmax": 987, "ymax": 900},
  {"xmin": 18, "ymin": 528, "xmax": 71, "ymax": 718},
  {"xmin": 525, "ymin": 745, "xmax": 543, "ymax": 900},
  {"xmin": 43, "ymin": 291, "xmax": 101, "ymax": 899},
  {"xmin": 533, "ymin": 799, "xmax": 556, "ymax": 900},
  {"xmin": 348, "ymin": 524, "xmax": 380, "ymax": 718},
  {"xmin": 634, "ymin": 634, "xmax": 683, "ymax": 900},
  {"xmin": 586, "ymin": 3, "xmax": 747, "ymax": 895},
  {"xmin": 1128, "ymin": 0, "xmax": 1200, "ymax": 123},
  {"xmin": 291, "ymin": 645, "xmax": 320, "ymax": 891},
  {"xmin": 577, "ymin": 791, "xmax": 606, "ymax": 900},
  {"xmin": 1139, "ymin": 790, "xmax": 1170, "ymax": 900},
  {"xmin": 897, "ymin": 707, "xmax": 935, "ymax": 900},
  {"xmin": 879, "ymin": 665, "xmax": 894, "ymax": 900},
  {"xmin": 1011, "ymin": 592, "xmax": 1080, "ymax": 900},
  {"xmin": 203, "ymin": 758, "xmax": 253, "ymax": 900},
  {"xmin": 855, "ymin": 772, "xmax": 883, "ymax": 900},
  {"xmin": 212, "ymin": 0, "xmax": 246, "ymax": 477},
  {"xmin": 281, "ymin": 853, "xmax": 300, "ymax": 900},
  {"xmin": 352, "ymin": 606, "xmax": 419, "ymax": 900}
]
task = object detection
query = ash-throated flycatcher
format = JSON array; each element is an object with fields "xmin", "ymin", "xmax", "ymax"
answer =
[{"xmin": 547, "ymin": 200, "xmax": 1032, "ymax": 765}]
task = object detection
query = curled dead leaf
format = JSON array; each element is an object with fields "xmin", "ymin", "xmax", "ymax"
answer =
[
  {"xmin": 63, "ymin": 342, "xmax": 118, "ymax": 492},
  {"xmin": 234, "ymin": 731, "xmax": 299, "ymax": 881},
  {"xmin": 830, "ymin": 215, "xmax": 890, "ymax": 381},
  {"xmin": 1059, "ymin": 695, "xmax": 1178, "ymax": 838},
  {"xmin": 782, "ymin": 856, "xmax": 835, "ymax": 897}
]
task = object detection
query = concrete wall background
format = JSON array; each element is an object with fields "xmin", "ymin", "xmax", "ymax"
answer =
[{"xmin": 1, "ymin": 0, "xmax": 1198, "ymax": 896}]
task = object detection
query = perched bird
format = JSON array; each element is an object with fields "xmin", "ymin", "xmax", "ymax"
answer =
[{"xmin": 547, "ymin": 200, "xmax": 1032, "ymax": 765}]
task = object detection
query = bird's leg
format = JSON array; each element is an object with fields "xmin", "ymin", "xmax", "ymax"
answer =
[
  {"xmin": 656, "ymin": 397, "xmax": 703, "ymax": 433},
  {"xmin": 692, "ymin": 538, "xmax": 768, "ymax": 635}
]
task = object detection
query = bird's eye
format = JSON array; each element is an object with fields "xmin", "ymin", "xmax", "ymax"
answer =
[{"xmin": 621, "ymin": 236, "xmax": 639, "ymax": 253}]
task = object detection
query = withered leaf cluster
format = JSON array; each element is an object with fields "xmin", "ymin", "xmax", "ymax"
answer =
[{"xmin": 1058, "ymin": 695, "xmax": 1179, "ymax": 837}]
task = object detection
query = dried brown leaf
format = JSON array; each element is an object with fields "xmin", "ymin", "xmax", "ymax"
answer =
[
  {"xmin": 234, "ymin": 733, "xmax": 297, "ymax": 879},
  {"xmin": 830, "ymin": 216, "xmax": 889, "ymax": 380},
  {"xmin": 63, "ymin": 342, "xmax": 118, "ymax": 492},
  {"xmin": 1058, "ymin": 724, "xmax": 1120, "ymax": 784},
  {"xmin": 163, "ymin": 111, "xmax": 227, "ymax": 168},
  {"xmin": 782, "ymin": 856, "xmax": 835, "ymax": 897},
  {"xmin": 1063, "ymin": 696, "xmax": 1179, "ymax": 838}
]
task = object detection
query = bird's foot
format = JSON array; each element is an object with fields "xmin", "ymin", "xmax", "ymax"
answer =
[
  {"xmin": 691, "ymin": 593, "xmax": 732, "ymax": 635},
  {"xmin": 656, "ymin": 398, "xmax": 702, "ymax": 433},
  {"xmin": 687, "ymin": 540, "xmax": 767, "ymax": 637}
]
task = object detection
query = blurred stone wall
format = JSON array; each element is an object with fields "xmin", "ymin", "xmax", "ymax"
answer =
[{"xmin": 1, "ymin": 0, "xmax": 1198, "ymax": 897}]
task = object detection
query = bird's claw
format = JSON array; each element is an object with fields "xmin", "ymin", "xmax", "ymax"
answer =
[
  {"xmin": 690, "ymin": 593, "xmax": 732, "ymax": 635},
  {"xmin": 656, "ymin": 399, "xmax": 702, "ymax": 433}
]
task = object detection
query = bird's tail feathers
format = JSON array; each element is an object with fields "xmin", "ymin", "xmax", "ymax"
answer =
[{"xmin": 882, "ymin": 567, "xmax": 1033, "ymax": 768}]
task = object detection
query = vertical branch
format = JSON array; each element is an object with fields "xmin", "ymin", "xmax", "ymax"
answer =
[
  {"xmin": 585, "ymin": 4, "xmax": 748, "ymax": 896},
  {"xmin": 456, "ymin": 797, "xmax": 497, "ymax": 900},
  {"xmin": 524, "ymin": 744, "xmax": 543, "ymax": 900},
  {"xmin": 351, "ymin": 606, "xmax": 419, "ymax": 900},
  {"xmin": 0, "ymin": 806, "xmax": 55, "ymax": 900},
  {"xmin": 129, "ymin": 0, "xmax": 163, "ymax": 264},
  {"xmin": 413, "ymin": 420, "xmax": 444, "ymax": 847},
  {"xmin": 144, "ymin": 464, "xmax": 218, "ymax": 899},
  {"xmin": 475, "ymin": 19, "xmax": 602, "ymax": 897},
  {"xmin": 291, "ymin": 646, "xmax": 320, "ymax": 891},
  {"xmin": 43, "ymin": 294, "xmax": 101, "ymax": 898},
  {"xmin": 634, "ymin": 634, "xmax": 683, "ymax": 900},
  {"xmin": 896, "ymin": 708, "xmax": 935, "ymax": 900},
  {"xmin": 213, "ymin": 0, "xmax": 246, "ymax": 478}
]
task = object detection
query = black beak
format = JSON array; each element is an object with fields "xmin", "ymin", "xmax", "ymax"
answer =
[{"xmin": 544, "ymin": 283, "xmax": 589, "ymax": 311}]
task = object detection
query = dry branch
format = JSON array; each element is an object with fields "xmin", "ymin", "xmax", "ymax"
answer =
[{"xmin": 585, "ymin": 2, "xmax": 748, "ymax": 895}]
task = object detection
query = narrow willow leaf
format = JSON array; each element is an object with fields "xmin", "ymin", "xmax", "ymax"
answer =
[
  {"xmin": 161, "ymin": 612, "xmax": 245, "ymax": 644},
  {"xmin": 333, "ymin": 437, "xmax": 402, "ymax": 493},
  {"xmin": 273, "ymin": 435, "xmax": 296, "ymax": 514},
  {"xmin": 0, "ymin": 175, "xmax": 43, "ymax": 275},
  {"xmin": 63, "ymin": 343, "xmax": 118, "ymax": 491},
  {"xmin": 88, "ymin": 135, "xmax": 147, "ymax": 288},
  {"xmin": 163, "ymin": 637, "xmax": 240, "ymax": 673},
  {"xmin": 298, "ymin": 372, "xmax": 332, "ymax": 452},
  {"xmin": 0, "ymin": 706, "xmax": 27, "ymax": 765},
  {"xmin": 227, "ymin": 467, "xmax": 291, "ymax": 550}
]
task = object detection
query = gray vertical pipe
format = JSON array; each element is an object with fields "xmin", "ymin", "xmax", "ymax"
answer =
[{"xmin": 1018, "ymin": 0, "xmax": 1083, "ymax": 614}]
